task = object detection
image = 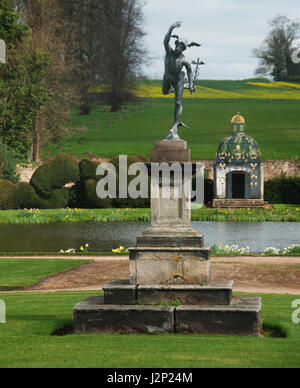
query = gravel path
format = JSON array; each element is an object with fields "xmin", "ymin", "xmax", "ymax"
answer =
[{"xmin": 0, "ymin": 255, "xmax": 299, "ymax": 295}]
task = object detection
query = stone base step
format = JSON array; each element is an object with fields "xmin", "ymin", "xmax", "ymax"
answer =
[
  {"xmin": 73, "ymin": 296, "xmax": 262, "ymax": 337},
  {"xmin": 213, "ymin": 199, "xmax": 265, "ymax": 208},
  {"xmin": 103, "ymin": 279, "xmax": 233, "ymax": 306}
]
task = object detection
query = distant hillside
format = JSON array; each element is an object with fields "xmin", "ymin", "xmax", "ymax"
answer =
[{"xmin": 129, "ymin": 79, "xmax": 300, "ymax": 100}]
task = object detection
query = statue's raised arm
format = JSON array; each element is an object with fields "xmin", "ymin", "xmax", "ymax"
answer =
[{"xmin": 164, "ymin": 21, "xmax": 182, "ymax": 52}]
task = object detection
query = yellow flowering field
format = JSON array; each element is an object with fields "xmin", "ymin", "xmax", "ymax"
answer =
[
  {"xmin": 136, "ymin": 82, "xmax": 300, "ymax": 100},
  {"xmin": 90, "ymin": 80, "xmax": 300, "ymax": 100}
]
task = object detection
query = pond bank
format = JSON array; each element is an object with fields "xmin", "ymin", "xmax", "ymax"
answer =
[
  {"xmin": 0, "ymin": 206, "xmax": 299, "ymax": 224},
  {"xmin": 0, "ymin": 221, "xmax": 299, "ymax": 254}
]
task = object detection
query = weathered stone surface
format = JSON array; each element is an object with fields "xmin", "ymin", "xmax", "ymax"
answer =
[
  {"xmin": 199, "ymin": 160, "xmax": 300, "ymax": 180},
  {"xmin": 136, "ymin": 226, "xmax": 204, "ymax": 248},
  {"xmin": 130, "ymin": 247, "xmax": 211, "ymax": 286},
  {"xmin": 212, "ymin": 199, "xmax": 265, "ymax": 208},
  {"xmin": 74, "ymin": 296, "xmax": 175, "ymax": 334},
  {"xmin": 150, "ymin": 140, "xmax": 190, "ymax": 163},
  {"xmin": 103, "ymin": 280, "xmax": 137, "ymax": 305},
  {"xmin": 138, "ymin": 281, "xmax": 233, "ymax": 306},
  {"xmin": 175, "ymin": 297, "xmax": 262, "ymax": 336}
]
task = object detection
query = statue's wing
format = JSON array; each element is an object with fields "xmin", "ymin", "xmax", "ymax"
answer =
[{"xmin": 187, "ymin": 42, "xmax": 201, "ymax": 47}]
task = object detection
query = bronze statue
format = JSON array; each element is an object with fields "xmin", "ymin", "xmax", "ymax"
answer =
[{"xmin": 163, "ymin": 22, "xmax": 204, "ymax": 140}]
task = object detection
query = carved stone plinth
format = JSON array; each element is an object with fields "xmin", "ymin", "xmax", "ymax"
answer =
[{"xmin": 129, "ymin": 247, "xmax": 210, "ymax": 286}]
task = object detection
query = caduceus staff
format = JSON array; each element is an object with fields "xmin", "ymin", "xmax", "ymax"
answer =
[{"xmin": 162, "ymin": 21, "xmax": 205, "ymax": 141}]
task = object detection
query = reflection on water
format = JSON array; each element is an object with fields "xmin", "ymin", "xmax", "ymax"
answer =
[{"xmin": 0, "ymin": 221, "xmax": 299, "ymax": 253}]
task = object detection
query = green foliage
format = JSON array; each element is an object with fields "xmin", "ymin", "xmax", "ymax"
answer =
[
  {"xmin": 0, "ymin": 0, "xmax": 28, "ymax": 48},
  {"xmin": 0, "ymin": 206, "xmax": 299, "ymax": 224},
  {"xmin": 0, "ymin": 178, "xmax": 16, "ymax": 209},
  {"xmin": 0, "ymin": 1, "xmax": 53, "ymax": 159},
  {"xmin": 30, "ymin": 154, "xmax": 79, "ymax": 195},
  {"xmin": 265, "ymin": 177, "xmax": 300, "ymax": 204},
  {"xmin": 79, "ymin": 159, "xmax": 99, "ymax": 180},
  {"xmin": 15, "ymin": 182, "xmax": 41, "ymax": 209},
  {"xmin": 40, "ymin": 189, "xmax": 70, "ymax": 209},
  {"xmin": 192, "ymin": 176, "xmax": 214, "ymax": 205},
  {"xmin": 0, "ymin": 48, "xmax": 52, "ymax": 159},
  {"xmin": 0, "ymin": 143, "xmax": 20, "ymax": 183},
  {"xmin": 83, "ymin": 179, "xmax": 113, "ymax": 209}
]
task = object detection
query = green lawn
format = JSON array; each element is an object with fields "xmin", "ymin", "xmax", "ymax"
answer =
[
  {"xmin": 0, "ymin": 292, "xmax": 299, "ymax": 368},
  {"xmin": 0, "ymin": 259, "xmax": 91, "ymax": 290},
  {"xmin": 0, "ymin": 206, "xmax": 299, "ymax": 224},
  {"xmin": 43, "ymin": 98, "xmax": 300, "ymax": 160}
]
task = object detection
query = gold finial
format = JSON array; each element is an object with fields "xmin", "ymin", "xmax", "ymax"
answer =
[{"xmin": 231, "ymin": 112, "xmax": 245, "ymax": 125}]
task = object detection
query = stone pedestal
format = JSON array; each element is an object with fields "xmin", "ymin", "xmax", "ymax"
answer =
[
  {"xmin": 130, "ymin": 140, "xmax": 210, "ymax": 285},
  {"xmin": 74, "ymin": 139, "xmax": 262, "ymax": 337},
  {"xmin": 129, "ymin": 247, "xmax": 210, "ymax": 285}
]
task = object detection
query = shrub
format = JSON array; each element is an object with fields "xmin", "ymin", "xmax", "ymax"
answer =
[
  {"xmin": 79, "ymin": 159, "xmax": 99, "ymax": 181},
  {"xmin": 110, "ymin": 155, "xmax": 147, "ymax": 174},
  {"xmin": 192, "ymin": 175, "xmax": 214, "ymax": 205},
  {"xmin": 40, "ymin": 189, "xmax": 70, "ymax": 209},
  {"xmin": 30, "ymin": 154, "xmax": 79, "ymax": 195},
  {"xmin": 15, "ymin": 183, "xmax": 42, "ymax": 209},
  {"xmin": 264, "ymin": 177, "xmax": 300, "ymax": 204},
  {"xmin": 0, "ymin": 143, "xmax": 20, "ymax": 184},
  {"xmin": 84, "ymin": 179, "xmax": 113, "ymax": 208},
  {"xmin": 0, "ymin": 179, "xmax": 17, "ymax": 209}
]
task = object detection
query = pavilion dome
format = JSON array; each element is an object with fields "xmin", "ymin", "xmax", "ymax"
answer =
[{"xmin": 216, "ymin": 114, "xmax": 261, "ymax": 165}]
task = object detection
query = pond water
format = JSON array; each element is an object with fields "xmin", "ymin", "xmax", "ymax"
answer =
[{"xmin": 0, "ymin": 221, "xmax": 299, "ymax": 253}]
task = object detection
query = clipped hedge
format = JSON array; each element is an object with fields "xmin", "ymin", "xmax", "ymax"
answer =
[
  {"xmin": 30, "ymin": 154, "xmax": 79, "ymax": 195},
  {"xmin": 79, "ymin": 159, "xmax": 100, "ymax": 181},
  {"xmin": 265, "ymin": 177, "xmax": 300, "ymax": 204},
  {"xmin": 0, "ymin": 143, "xmax": 20, "ymax": 184},
  {"xmin": 40, "ymin": 189, "xmax": 70, "ymax": 209},
  {"xmin": 0, "ymin": 179, "xmax": 17, "ymax": 210},
  {"xmin": 192, "ymin": 176, "xmax": 214, "ymax": 205},
  {"xmin": 84, "ymin": 179, "xmax": 113, "ymax": 208},
  {"xmin": 110, "ymin": 155, "xmax": 149, "ymax": 174},
  {"xmin": 15, "ymin": 183, "xmax": 42, "ymax": 209}
]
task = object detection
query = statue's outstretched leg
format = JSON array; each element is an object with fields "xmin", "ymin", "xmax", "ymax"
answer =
[
  {"xmin": 166, "ymin": 72, "xmax": 187, "ymax": 141},
  {"xmin": 162, "ymin": 76, "xmax": 172, "ymax": 95}
]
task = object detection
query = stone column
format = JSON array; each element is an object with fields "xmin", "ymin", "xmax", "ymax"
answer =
[{"xmin": 129, "ymin": 140, "xmax": 210, "ymax": 286}]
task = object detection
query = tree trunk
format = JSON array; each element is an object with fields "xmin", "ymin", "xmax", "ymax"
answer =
[{"xmin": 32, "ymin": 118, "xmax": 40, "ymax": 162}]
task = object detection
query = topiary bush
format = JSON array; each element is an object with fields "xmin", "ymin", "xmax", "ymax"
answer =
[
  {"xmin": 15, "ymin": 183, "xmax": 42, "ymax": 209},
  {"xmin": 0, "ymin": 143, "xmax": 20, "ymax": 184},
  {"xmin": 0, "ymin": 179, "xmax": 17, "ymax": 209},
  {"xmin": 39, "ymin": 188, "xmax": 70, "ymax": 209},
  {"xmin": 192, "ymin": 175, "xmax": 214, "ymax": 205},
  {"xmin": 30, "ymin": 154, "xmax": 79, "ymax": 195},
  {"xmin": 79, "ymin": 159, "xmax": 100, "ymax": 181},
  {"xmin": 110, "ymin": 155, "xmax": 149, "ymax": 174},
  {"xmin": 264, "ymin": 177, "xmax": 300, "ymax": 204},
  {"xmin": 84, "ymin": 179, "xmax": 113, "ymax": 208}
]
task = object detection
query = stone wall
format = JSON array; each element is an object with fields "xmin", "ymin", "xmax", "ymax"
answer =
[
  {"xmin": 16, "ymin": 165, "xmax": 39, "ymax": 183},
  {"xmin": 17, "ymin": 160, "xmax": 300, "ymax": 184},
  {"xmin": 195, "ymin": 160, "xmax": 300, "ymax": 181}
]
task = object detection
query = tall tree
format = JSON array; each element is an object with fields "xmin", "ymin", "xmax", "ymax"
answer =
[
  {"xmin": 60, "ymin": 0, "xmax": 148, "ymax": 113},
  {"xmin": 0, "ymin": 0, "xmax": 52, "ymax": 160},
  {"xmin": 99, "ymin": 0, "xmax": 147, "ymax": 112},
  {"xmin": 253, "ymin": 15, "xmax": 300, "ymax": 81},
  {"xmin": 15, "ymin": 0, "xmax": 79, "ymax": 161},
  {"xmin": 59, "ymin": 0, "xmax": 104, "ymax": 115}
]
